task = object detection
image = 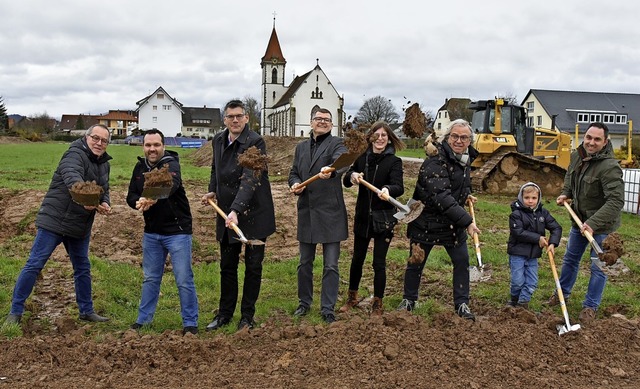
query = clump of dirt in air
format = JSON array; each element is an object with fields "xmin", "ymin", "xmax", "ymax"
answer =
[
  {"xmin": 344, "ymin": 129, "xmax": 368, "ymax": 155},
  {"xmin": 599, "ymin": 232, "xmax": 625, "ymax": 266},
  {"xmin": 69, "ymin": 180, "xmax": 103, "ymax": 206},
  {"xmin": 408, "ymin": 242, "xmax": 425, "ymax": 264},
  {"xmin": 238, "ymin": 146, "xmax": 270, "ymax": 178},
  {"xmin": 143, "ymin": 164, "xmax": 173, "ymax": 188},
  {"xmin": 403, "ymin": 103, "xmax": 427, "ymax": 139}
]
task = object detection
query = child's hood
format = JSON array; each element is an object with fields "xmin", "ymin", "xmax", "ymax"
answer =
[{"xmin": 517, "ymin": 182, "xmax": 542, "ymax": 211}]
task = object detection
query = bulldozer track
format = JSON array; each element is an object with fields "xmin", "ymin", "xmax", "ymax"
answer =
[{"xmin": 471, "ymin": 151, "xmax": 567, "ymax": 196}]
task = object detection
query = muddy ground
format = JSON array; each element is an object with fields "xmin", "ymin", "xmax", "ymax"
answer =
[{"xmin": 0, "ymin": 136, "xmax": 639, "ymax": 388}]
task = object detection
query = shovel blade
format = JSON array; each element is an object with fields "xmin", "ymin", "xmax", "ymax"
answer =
[
  {"xmin": 141, "ymin": 186, "xmax": 172, "ymax": 200},
  {"xmin": 557, "ymin": 323, "xmax": 581, "ymax": 335}
]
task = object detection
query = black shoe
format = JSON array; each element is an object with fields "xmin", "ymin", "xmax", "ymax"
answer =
[
  {"xmin": 397, "ymin": 298, "xmax": 416, "ymax": 312},
  {"xmin": 182, "ymin": 326, "xmax": 198, "ymax": 335},
  {"xmin": 456, "ymin": 303, "xmax": 476, "ymax": 322},
  {"xmin": 5, "ymin": 314, "xmax": 21, "ymax": 325},
  {"xmin": 79, "ymin": 312, "xmax": 110, "ymax": 322},
  {"xmin": 293, "ymin": 305, "xmax": 310, "ymax": 317},
  {"xmin": 130, "ymin": 323, "xmax": 143, "ymax": 330},
  {"xmin": 206, "ymin": 315, "xmax": 231, "ymax": 331},
  {"xmin": 506, "ymin": 296, "xmax": 518, "ymax": 307},
  {"xmin": 237, "ymin": 317, "xmax": 255, "ymax": 331},
  {"xmin": 322, "ymin": 313, "xmax": 336, "ymax": 324}
]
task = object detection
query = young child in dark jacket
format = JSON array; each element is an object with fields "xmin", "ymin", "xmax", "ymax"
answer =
[{"xmin": 507, "ymin": 182, "xmax": 562, "ymax": 308}]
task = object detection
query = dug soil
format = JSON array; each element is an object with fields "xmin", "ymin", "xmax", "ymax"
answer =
[{"xmin": 0, "ymin": 136, "xmax": 638, "ymax": 388}]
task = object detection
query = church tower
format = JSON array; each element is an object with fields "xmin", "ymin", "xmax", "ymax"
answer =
[{"xmin": 260, "ymin": 17, "xmax": 286, "ymax": 135}]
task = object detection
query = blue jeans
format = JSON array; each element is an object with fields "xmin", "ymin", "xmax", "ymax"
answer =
[
  {"xmin": 558, "ymin": 226, "xmax": 608, "ymax": 310},
  {"xmin": 136, "ymin": 233, "xmax": 198, "ymax": 327},
  {"xmin": 297, "ymin": 242, "xmax": 340, "ymax": 316},
  {"xmin": 509, "ymin": 255, "xmax": 539, "ymax": 303},
  {"xmin": 11, "ymin": 228, "xmax": 95, "ymax": 315}
]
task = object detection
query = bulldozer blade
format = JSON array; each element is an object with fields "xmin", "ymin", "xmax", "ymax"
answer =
[
  {"xmin": 393, "ymin": 199, "xmax": 424, "ymax": 223},
  {"xmin": 557, "ymin": 323, "xmax": 581, "ymax": 335}
]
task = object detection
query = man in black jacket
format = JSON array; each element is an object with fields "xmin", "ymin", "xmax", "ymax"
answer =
[
  {"xmin": 126, "ymin": 129, "xmax": 199, "ymax": 335},
  {"xmin": 5, "ymin": 124, "xmax": 112, "ymax": 325},
  {"xmin": 202, "ymin": 100, "xmax": 276, "ymax": 331}
]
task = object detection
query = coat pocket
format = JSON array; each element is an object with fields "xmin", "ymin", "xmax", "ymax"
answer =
[{"xmin": 371, "ymin": 209, "xmax": 398, "ymax": 234}]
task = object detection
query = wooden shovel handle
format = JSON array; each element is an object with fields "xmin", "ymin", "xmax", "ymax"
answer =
[
  {"xmin": 296, "ymin": 167, "xmax": 336, "ymax": 190},
  {"xmin": 207, "ymin": 198, "xmax": 247, "ymax": 242},
  {"xmin": 562, "ymin": 201, "xmax": 601, "ymax": 253}
]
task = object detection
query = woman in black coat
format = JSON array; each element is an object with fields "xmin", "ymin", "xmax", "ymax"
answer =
[
  {"xmin": 339, "ymin": 121, "xmax": 404, "ymax": 315},
  {"xmin": 398, "ymin": 119, "xmax": 480, "ymax": 321}
]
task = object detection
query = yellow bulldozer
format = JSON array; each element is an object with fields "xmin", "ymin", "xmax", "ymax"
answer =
[{"xmin": 468, "ymin": 98, "xmax": 572, "ymax": 196}]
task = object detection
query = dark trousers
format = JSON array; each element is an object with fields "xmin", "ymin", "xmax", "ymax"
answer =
[
  {"xmin": 349, "ymin": 233, "xmax": 392, "ymax": 298},
  {"xmin": 218, "ymin": 235, "xmax": 266, "ymax": 320},
  {"xmin": 402, "ymin": 241, "xmax": 470, "ymax": 307}
]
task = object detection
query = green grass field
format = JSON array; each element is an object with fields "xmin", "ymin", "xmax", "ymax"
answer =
[{"xmin": 1, "ymin": 141, "xmax": 639, "ymax": 337}]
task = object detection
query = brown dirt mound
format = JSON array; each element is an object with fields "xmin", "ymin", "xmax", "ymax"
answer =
[
  {"xmin": 143, "ymin": 164, "xmax": 173, "ymax": 188},
  {"xmin": 403, "ymin": 102, "xmax": 427, "ymax": 139}
]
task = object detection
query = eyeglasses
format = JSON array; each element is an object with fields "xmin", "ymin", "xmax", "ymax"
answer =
[
  {"xmin": 449, "ymin": 134, "xmax": 471, "ymax": 142},
  {"xmin": 225, "ymin": 114, "xmax": 246, "ymax": 120},
  {"xmin": 88, "ymin": 134, "xmax": 109, "ymax": 145},
  {"xmin": 313, "ymin": 117, "xmax": 332, "ymax": 123}
]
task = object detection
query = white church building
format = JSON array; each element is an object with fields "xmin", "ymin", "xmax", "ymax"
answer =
[{"xmin": 260, "ymin": 24, "xmax": 345, "ymax": 137}]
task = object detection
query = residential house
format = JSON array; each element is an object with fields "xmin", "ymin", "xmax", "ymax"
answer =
[
  {"xmin": 181, "ymin": 106, "xmax": 222, "ymax": 139},
  {"xmin": 521, "ymin": 89, "xmax": 639, "ymax": 149},
  {"xmin": 97, "ymin": 110, "xmax": 138, "ymax": 137},
  {"xmin": 260, "ymin": 23, "xmax": 345, "ymax": 137},
  {"xmin": 58, "ymin": 114, "xmax": 101, "ymax": 135},
  {"xmin": 432, "ymin": 98, "xmax": 472, "ymax": 137},
  {"xmin": 136, "ymin": 86, "xmax": 184, "ymax": 137}
]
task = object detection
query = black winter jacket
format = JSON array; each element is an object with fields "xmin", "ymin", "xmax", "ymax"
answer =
[
  {"xmin": 126, "ymin": 150, "xmax": 192, "ymax": 235},
  {"xmin": 36, "ymin": 138, "xmax": 111, "ymax": 239},
  {"xmin": 407, "ymin": 141, "xmax": 477, "ymax": 246},
  {"xmin": 507, "ymin": 201, "xmax": 562, "ymax": 259},
  {"xmin": 343, "ymin": 146, "xmax": 404, "ymax": 238},
  {"xmin": 209, "ymin": 125, "xmax": 276, "ymax": 242}
]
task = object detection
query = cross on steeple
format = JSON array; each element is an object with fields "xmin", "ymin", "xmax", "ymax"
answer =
[{"xmin": 272, "ymin": 11, "xmax": 277, "ymax": 27}]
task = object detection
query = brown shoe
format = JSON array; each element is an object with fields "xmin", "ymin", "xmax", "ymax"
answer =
[
  {"xmin": 579, "ymin": 307, "xmax": 596, "ymax": 324},
  {"xmin": 371, "ymin": 297, "xmax": 383, "ymax": 316},
  {"xmin": 544, "ymin": 293, "xmax": 561, "ymax": 307},
  {"xmin": 338, "ymin": 290, "xmax": 359, "ymax": 313}
]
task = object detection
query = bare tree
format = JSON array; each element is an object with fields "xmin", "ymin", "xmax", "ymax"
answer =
[
  {"xmin": 242, "ymin": 95, "xmax": 261, "ymax": 132},
  {"xmin": 0, "ymin": 96, "xmax": 8, "ymax": 130},
  {"xmin": 356, "ymin": 95, "xmax": 400, "ymax": 125}
]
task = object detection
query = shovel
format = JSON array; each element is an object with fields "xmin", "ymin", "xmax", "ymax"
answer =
[
  {"xmin": 467, "ymin": 199, "xmax": 491, "ymax": 282},
  {"xmin": 207, "ymin": 198, "xmax": 264, "ymax": 246},
  {"xmin": 356, "ymin": 178, "xmax": 423, "ymax": 223},
  {"xmin": 141, "ymin": 186, "xmax": 172, "ymax": 200},
  {"xmin": 294, "ymin": 151, "xmax": 361, "ymax": 190},
  {"xmin": 562, "ymin": 201, "xmax": 606, "ymax": 270},
  {"xmin": 547, "ymin": 248, "xmax": 581, "ymax": 335}
]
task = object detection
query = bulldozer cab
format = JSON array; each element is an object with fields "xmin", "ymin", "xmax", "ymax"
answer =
[{"xmin": 469, "ymin": 99, "xmax": 534, "ymax": 157}]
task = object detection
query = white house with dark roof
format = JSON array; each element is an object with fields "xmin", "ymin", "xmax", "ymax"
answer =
[
  {"xmin": 260, "ymin": 23, "xmax": 344, "ymax": 137},
  {"xmin": 180, "ymin": 106, "xmax": 223, "ymax": 139},
  {"xmin": 136, "ymin": 86, "xmax": 184, "ymax": 137},
  {"xmin": 521, "ymin": 89, "xmax": 639, "ymax": 149}
]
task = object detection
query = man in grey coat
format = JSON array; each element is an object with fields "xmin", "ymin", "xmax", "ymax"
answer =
[
  {"xmin": 289, "ymin": 108, "xmax": 348, "ymax": 323},
  {"xmin": 5, "ymin": 124, "xmax": 112, "ymax": 325}
]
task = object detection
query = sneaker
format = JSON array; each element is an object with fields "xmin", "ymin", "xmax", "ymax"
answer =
[
  {"xmin": 182, "ymin": 326, "xmax": 198, "ymax": 335},
  {"xmin": 544, "ymin": 293, "xmax": 565, "ymax": 307},
  {"xmin": 396, "ymin": 298, "xmax": 416, "ymax": 312},
  {"xmin": 579, "ymin": 307, "xmax": 596, "ymax": 325},
  {"xmin": 130, "ymin": 323, "xmax": 143, "ymax": 330},
  {"xmin": 456, "ymin": 303, "xmax": 476, "ymax": 321},
  {"xmin": 79, "ymin": 312, "xmax": 110, "ymax": 322},
  {"xmin": 237, "ymin": 317, "xmax": 255, "ymax": 331},
  {"xmin": 5, "ymin": 314, "xmax": 21, "ymax": 325},
  {"xmin": 322, "ymin": 313, "xmax": 336, "ymax": 324},
  {"xmin": 516, "ymin": 302, "xmax": 529, "ymax": 310},
  {"xmin": 293, "ymin": 305, "xmax": 310, "ymax": 317}
]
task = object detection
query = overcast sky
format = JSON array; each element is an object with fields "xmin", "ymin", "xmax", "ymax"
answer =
[{"xmin": 2, "ymin": 0, "xmax": 640, "ymax": 121}]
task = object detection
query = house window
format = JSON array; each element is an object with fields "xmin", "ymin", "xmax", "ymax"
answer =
[
  {"xmin": 437, "ymin": 123, "xmax": 441, "ymax": 130},
  {"xmin": 528, "ymin": 116, "xmax": 534, "ymax": 126},
  {"xmin": 438, "ymin": 112, "xmax": 442, "ymax": 119},
  {"xmin": 527, "ymin": 102, "xmax": 534, "ymax": 112},
  {"xmin": 577, "ymin": 113, "xmax": 589, "ymax": 123},
  {"xmin": 616, "ymin": 114, "xmax": 627, "ymax": 124},
  {"xmin": 603, "ymin": 114, "xmax": 615, "ymax": 123},
  {"xmin": 589, "ymin": 114, "xmax": 601, "ymax": 122},
  {"xmin": 163, "ymin": 105, "xmax": 171, "ymax": 111},
  {"xmin": 157, "ymin": 93, "xmax": 164, "ymax": 99},
  {"xmin": 153, "ymin": 105, "xmax": 157, "ymax": 111},
  {"xmin": 152, "ymin": 117, "xmax": 157, "ymax": 123},
  {"xmin": 537, "ymin": 116, "xmax": 542, "ymax": 126},
  {"xmin": 272, "ymin": 91, "xmax": 276, "ymax": 100}
]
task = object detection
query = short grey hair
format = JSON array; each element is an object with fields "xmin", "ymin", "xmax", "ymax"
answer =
[
  {"xmin": 439, "ymin": 118, "xmax": 474, "ymax": 143},
  {"xmin": 85, "ymin": 124, "xmax": 112, "ymax": 142}
]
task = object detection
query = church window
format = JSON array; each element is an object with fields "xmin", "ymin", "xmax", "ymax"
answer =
[{"xmin": 272, "ymin": 68, "xmax": 278, "ymax": 83}]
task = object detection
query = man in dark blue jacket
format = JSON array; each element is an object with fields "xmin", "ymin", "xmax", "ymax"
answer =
[
  {"xmin": 202, "ymin": 100, "xmax": 276, "ymax": 331},
  {"xmin": 6, "ymin": 124, "xmax": 112, "ymax": 325},
  {"xmin": 126, "ymin": 129, "xmax": 198, "ymax": 335}
]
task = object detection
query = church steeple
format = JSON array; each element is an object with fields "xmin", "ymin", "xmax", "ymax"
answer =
[{"xmin": 261, "ymin": 19, "xmax": 285, "ymax": 65}]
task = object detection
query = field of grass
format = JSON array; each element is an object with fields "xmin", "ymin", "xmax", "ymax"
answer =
[{"xmin": 1, "ymin": 141, "xmax": 639, "ymax": 337}]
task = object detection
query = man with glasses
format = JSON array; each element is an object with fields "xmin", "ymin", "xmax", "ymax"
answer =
[
  {"xmin": 5, "ymin": 124, "xmax": 112, "ymax": 325},
  {"xmin": 289, "ymin": 108, "xmax": 348, "ymax": 324},
  {"xmin": 397, "ymin": 119, "xmax": 480, "ymax": 321},
  {"xmin": 202, "ymin": 99, "xmax": 276, "ymax": 331}
]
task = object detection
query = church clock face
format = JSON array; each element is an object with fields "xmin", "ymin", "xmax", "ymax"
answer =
[{"xmin": 272, "ymin": 58, "xmax": 278, "ymax": 64}]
